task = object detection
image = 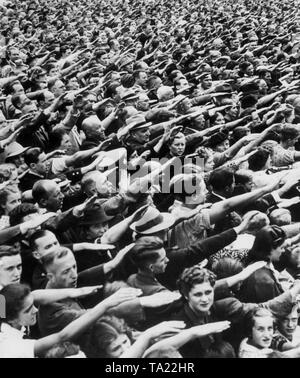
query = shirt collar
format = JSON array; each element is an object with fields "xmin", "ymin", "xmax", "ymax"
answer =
[{"xmin": 0, "ymin": 323, "xmax": 26, "ymax": 338}]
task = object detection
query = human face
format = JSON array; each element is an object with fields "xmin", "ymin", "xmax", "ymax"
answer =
[
  {"xmin": 9, "ymin": 48, "xmax": 20, "ymax": 62},
  {"xmin": 49, "ymin": 66, "xmax": 59, "ymax": 77},
  {"xmin": 278, "ymin": 309, "xmax": 299, "ymax": 340},
  {"xmin": 132, "ymin": 128, "xmax": 151, "ymax": 144},
  {"xmin": 51, "ymin": 252, "xmax": 78, "ymax": 288},
  {"xmin": 53, "ymin": 80, "xmax": 66, "ymax": 96},
  {"xmin": 4, "ymin": 191, "xmax": 21, "ymax": 214},
  {"xmin": 150, "ymin": 248, "xmax": 169, "ymax": 274},
  {"xmin": 251, "ymin": 316, "xmax": 273, "ymax": 349},
  {"xmin": 269, "ymin": 243, "xmax": 285, "ymax": 262},
  {"xmin": 22, "ymin": 103, "xmax": 38, "ymax": 117},
  {"xmin": 214, "ymin": 113, "xmax": 225, "ymax": 125},
  {"xmin": 170, "ymin": 136, "xmax": 186, "ymax": 156},
  {"xmin": 137, "ymin": 72, "xmax": 148, "ymax": 88},
  {"xmin": 106, "ymin": 334, "xmax": 131, "ymax": 358},
  {"xmin": 32, "ymin": 152, "xmax": 47, "ymax": 176},
  {"xmin": 34, "ymin": 232, "xmax": 60, "ymax": 259},
  {"xmin": 204, "ymin": 155, "xmax": 215, "ymax": 172},
  {"xmin": 201, "ymin": 75, "xmax": 212, "ymax": 90},
  {"xmin": 137, "ymin": 95, "xmax": 150, "ymax": 111},
  {"xmin": 86, "ymin": 222, "xmax": 109, "ymax": 241},
  {"xmin": 0, "ymin": 254, "xmax": 22, "ymax": 287},
  {"xmin": 227, "ymin": 103, "xmax": 239, "ymax": 119},
  {"xmin": 60, "ymin": 134, "xmax": 72, "ymax": 155},
  {"xmin": 45, "ymin": 183, "xmax": 64, "ymax": 211},
  {"xmin": 14, "ymin": 294, "xmax": 38, "ymax": 328},
  {"xmin": 187, "ymin": 282, "xmax": 214, "ymax": 314},
  {"xmin": 215, "ymin": 139, "xmax": 230, "ymax": 153}
]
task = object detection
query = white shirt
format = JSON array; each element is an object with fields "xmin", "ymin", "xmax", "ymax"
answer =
[{"xmin": 0, "ymin": 323, "xmax": 35, "ymax": 358}]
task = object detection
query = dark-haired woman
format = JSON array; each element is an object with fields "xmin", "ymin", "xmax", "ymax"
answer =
[
  {"xmin": 0, "ymin": 283, "xmax": 136, "ymax": 357},
  {"xmin": 239, "ymin": 226, "xmax": 288, "ymax": 303}
]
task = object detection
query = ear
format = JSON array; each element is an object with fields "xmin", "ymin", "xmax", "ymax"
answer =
[
  {"xmin": 40, "ymin": 198, "xmax": 47, "ymax": 208},
  {"xmin": 32, "ymin": 251, "xmax": 40, "ymax": 260},
  {"xmin": 46, "ymin": 272, "xmax": 54, "ymax": 283},
  {"xmin": 30, "ymin": 163, "xmax": 36, "ymax": 170}
]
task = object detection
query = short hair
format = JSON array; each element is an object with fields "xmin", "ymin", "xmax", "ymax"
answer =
[
  {"xmin": 130, "ymin": 237, "xmax": 164, "ymax": 269},
  {"xmin": 247, "ymin": 226, "xmax": 286, "ymax": 263},
  {"xmin": 244, "ymin": 308, "xmax": 274, "ymax": 339},
  {"xmin": 0, "ymin": 283, "xmax": 31, "ymax": 322},
  {"xmin": 269, "ymin": 208, "xmax": 291, "ymax": 226},
  {"xmin": 208, "ymin": 167, "xmax": 234, "ymax": 191},
  {"xmin": 44, "ymin": 342, "xmax": 81, "ymax": 358},
  {"xmin": 211, "ymin": 258, "xmax": 243, "ymax": 280},
  {"xmin": 147, "ymin": 75, "xmax": 161, "ymax": 90},
  {"xmin": 133, "ymin": 69, "xmax": 146, "ymax": 80},
  {"xmin": 42, "ymin": 247, "xmax": 72, "ymax": 272},
  {"xmin": 32, "ymin": 180, "xmax": 53, "ymax": 203},
  {"xmin": 24, "ymin": 147, "xmax": 42, "ymax": 166},
  {"xmin": 281, "ymin": 126, "xmax": 299, "ymax": 142},
  {"xmin": 9, "ymin": 203, "xmax": 38, "ymax": 226},
  {"xmin": 203, "ymin": 341, "xmax": 236, "ymax": 358},
  {"xmin": 0, "ymin": 186, "xmax": 20, "ymax": 216},
  {"xmin": 248, "ymin": 149, "xmax": 270, "ymax": 171},
  {"xmin": 84, "ymin": 315, "xmax": 133, "ymax": 358},
  {"xmin": 177, "ymin": 266, "xmax": 216, "ymax": 299},
  {"xmin": 28, "ymin": 229, "xmax": 54, "ymax": 251},
  {"xmin": 48, "ymin": 128, "xmax": 68, "ymax": 150},
  {"xmin": 0, "ymin": 245, "xmax": 20, "ymax": 260}
]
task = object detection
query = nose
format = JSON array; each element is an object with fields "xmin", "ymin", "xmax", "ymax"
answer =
[{"xmin": 32, "ymin": 305, "xmax": 38, "ymax": 314}]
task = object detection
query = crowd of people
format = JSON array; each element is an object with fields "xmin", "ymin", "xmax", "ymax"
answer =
[{"xmin": 2, "ymin": 0, "xmax": 300, "ymax": 359}]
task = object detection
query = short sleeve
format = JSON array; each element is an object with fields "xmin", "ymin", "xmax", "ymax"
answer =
[{"xmin": 0, "ymin": 338, "xmax": 35, "ymax": 358}]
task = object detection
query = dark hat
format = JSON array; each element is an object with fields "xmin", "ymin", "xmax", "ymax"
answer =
[
  {"xmin": 119, "ymin": 55, "xmax": 135, "ymax": 69},
  {"xmin": 239, "ymin": 82, "xmax": 259, "ymax": 95},
  {"xmin": 214, "ymin": 83, "xmax": 232, "ymax": 93},
  {"xmin": 120, "ymin": 90, "xmax": 139, "ymax": 102},
  {"xmin": 206, "ymin": 131, "xmax": 229, "ymax": 148},
  {"xmin": 79, "ymin": 203, "xmax": 113, "ymax": 226}
]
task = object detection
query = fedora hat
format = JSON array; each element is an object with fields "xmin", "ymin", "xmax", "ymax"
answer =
[
  {"xmin": 126, "ymin": 114, "xmax": 152, "ymax": 131},
  {"xmin": 4, "ymin": 142, "xmax": 29, "ymax": 161},
  {"xmin": 79, "ymin": 203, "xmax": 113, "ymax": 226},
  {"xmin": 130, "ymin": 206, "xmax": 175, "ymax": 234},
  {"xmin": 120, "ymin": 90, "xmax": 139, "ymax": 102}
]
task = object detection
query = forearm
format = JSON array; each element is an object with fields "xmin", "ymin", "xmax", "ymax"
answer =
[
  {"xmin": 68, "ymin": 146, "xmax": 99, "ymax": 166},
  {"xmin": 101, "ymin": 112, "xmax": 116, "ymax": 130},
  {"xmin": 32, "ymin": 289, "xmax": 76, "ymax": 305},
  {"xmin": 281, "ymin": 223, "xmax": 300, "ymax": 238},
  {"xmin": 101, "ymin": 219, "xmax": 131, "ymax": 244},
  {"xmin": 120, "ymin": 334, "xmax": 152, "ymax": 358}
]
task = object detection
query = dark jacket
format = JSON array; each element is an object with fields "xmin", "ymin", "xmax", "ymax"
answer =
[
  {"xmin": 157, "ymin": 228, "xmax": 238, "ymax": 291},
  {"xmin": 239, "ymin": 266, "xmax": 284, "ymax": 304}
]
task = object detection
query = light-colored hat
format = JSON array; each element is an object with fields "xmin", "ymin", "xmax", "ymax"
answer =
[
  {"xmin": 4, "ymin": 142, "xmax": 29, "ymax": 161},
  {"xmin": 130, "ymin": 206, "xmax": 175, "ymax": 234}
]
